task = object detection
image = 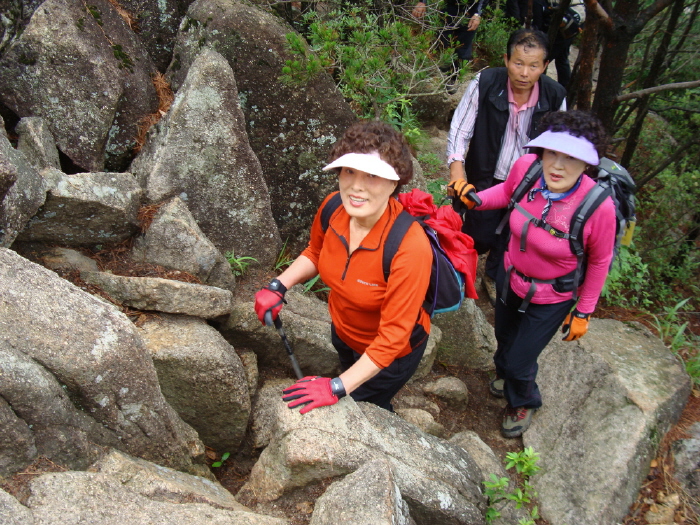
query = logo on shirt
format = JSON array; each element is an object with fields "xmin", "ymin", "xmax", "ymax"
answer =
[{"xmin": 356, "ymin": 279, "xmax": 378, "ymax": 287}]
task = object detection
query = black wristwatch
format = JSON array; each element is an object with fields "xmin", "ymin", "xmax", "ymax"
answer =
[
  {"xmin": 329, "ymin": 377, "xmax": 346, "ymax": 399},
  {"xmin": 267, "ymin": 278, "xmax": 287, "ymax": 295}
]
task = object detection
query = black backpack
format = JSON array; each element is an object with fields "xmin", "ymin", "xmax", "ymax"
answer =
[
  {"xmin": 495, "ymin": 157, "xmax": 636, "ymax": 302},
  {"xmin": 320, "ymin": 193, "xmax": 464, "ymax": 317},
  {"xmin": 543, "ymin": 0, "xmax": 583, "ymax": 40}
]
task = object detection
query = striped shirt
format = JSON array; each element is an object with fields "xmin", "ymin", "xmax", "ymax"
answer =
[{"xmin": 446, "ymin": 72, "xmax": 567, "ymax": 181}]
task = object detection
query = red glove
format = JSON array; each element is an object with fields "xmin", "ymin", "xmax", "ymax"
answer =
[
  {"xmin": 254, "ymin": 279, "xmax": 287, "ymax": 325},
  {"xmin": 282, "ymin": 376, "xmax": 339, "ymax": 414},
  {"xmin": 448, "ymin": 179, "xmax": 479, "ymax": 209},
  {"xmin": 562, "ymin": 309, "xmax": 591, "ymax": 341}
]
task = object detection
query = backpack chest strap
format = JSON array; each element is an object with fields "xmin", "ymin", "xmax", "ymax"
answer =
[{"xmin": 513, "ymin": 203, "xmax": 570, "ymax": 252}]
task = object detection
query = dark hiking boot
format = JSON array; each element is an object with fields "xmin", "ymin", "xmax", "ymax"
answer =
[
  {"xmin": 501, "ymin": 405, "xmax": 536, "ymax": 438},
  {"xmin": 489, "ymin": 378, "xmax": 504, "ymax": 398}
]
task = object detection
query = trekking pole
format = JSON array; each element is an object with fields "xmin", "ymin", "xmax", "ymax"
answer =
[
  {"xmin": 264, "ymin": 312, "xmax": 304, "ymax": 380},
  {"xmin": 466, "ymin": 188, "xmax": 482, "ymax": 206}
]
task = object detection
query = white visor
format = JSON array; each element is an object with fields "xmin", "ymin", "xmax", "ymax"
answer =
[
  {"xmin": 322, "ymin": 152, "xmax": 400, "ymax": 181},
  {"xmin": 525, "ymin": 131, "xmax": 600, "ymax": 165}
]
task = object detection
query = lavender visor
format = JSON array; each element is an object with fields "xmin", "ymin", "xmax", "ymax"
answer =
[
  {"xmin": 525, "ymin": 131, "xmax": 599, "ymax": 165},
  {"xmin": 322, "ymin": 152, "xmax": 399, "ymax": 181}
]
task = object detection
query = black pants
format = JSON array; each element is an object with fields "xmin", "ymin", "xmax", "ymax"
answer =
[
  {"xmin": 440, "ymin": 3, "xmax": 478, "ymax": 61},
  {"xmin": 493, "ymin": 275, "xmax": 575, "ymax": 409},
  {"xmin": 549, "ymin": 37, "xmax": 574, "ymax": 89},
  {"xmin": 332, "ymin": 325, "xmax": 427, "ymax": 412}
]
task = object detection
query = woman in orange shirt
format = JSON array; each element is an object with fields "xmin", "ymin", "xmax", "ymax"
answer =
[{"xmin": 254, "ymin": 121, "xmax": 432, "ymax": 413}]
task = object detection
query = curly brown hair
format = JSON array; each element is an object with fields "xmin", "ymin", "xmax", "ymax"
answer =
[
  {"xmin": 537, "ymin": 110, "xmax": 609, "ymax": 159},
  {"xmin": 328, "ymin": 120, "xmax": 413, "ymax": 194}
]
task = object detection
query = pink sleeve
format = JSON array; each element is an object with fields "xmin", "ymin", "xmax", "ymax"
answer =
[{"xmin": 476, "ymin": 154, "xmax": 540, "ymax": 210}]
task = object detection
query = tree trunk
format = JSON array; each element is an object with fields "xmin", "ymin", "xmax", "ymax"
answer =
[{"xmin": 568, "ymin": 10, "xmax": 600, "ymax": 109}]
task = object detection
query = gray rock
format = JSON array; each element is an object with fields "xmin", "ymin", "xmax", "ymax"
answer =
[
  {"xmin": 672, "ymin": 421, "xmax": 700, "ymax": 512},
  {"xmin": 432, "ymin": 298, "xmax": 497, "ymax": 370},
  {"xmin": 17, "ymin": 172, "xmax": 142, "ymax": 245},
  {"xmin": 394, "ymin": 395, "xmax": 440, "ymax": 419},
  {"xmin": 422, "ymin": 376, "xmax": 469, "ymax": 407},
  {"xmin": 138, "ymin": 314, "xmax": 250, "ymax": 453},
  {"xmin": 395, "ymin": 408, "xmax": 447, "ymax": 438},
  {"xmin": 15, "ymin": 117, "xmax": 61, "ymax": 171},
  {"xmin": 0, "ymin": 344, "xmax": 119, "ymax": 478},
  {"xmin": 239, "ymin": 350, "xmax": 259, "ymax": 395},
  {"xmin": 0, "ymin": 488, "xmax": 34, "ymax": 525},
  {"xmin": 238, "ymin": 396, "xmax": 486, "ymax": 524},
  {"xmin": 91, "ymin": 449, "xmax": 249, "ymax": 511},
  {"xmin": 220, "ymin": 290, "xmax": 339, "ymax": 377},
  {"xmin": 167, "ymin": 0, "xmax": 357, "ymax": 242},
  {"xmin": 0, "ymin": 0, "xmax": 158, "ymax": 172},
  {"xmin": 26, "ymin": 471, "xmax": 289, "ymax": 524},
  {"xmin": 409, "ymin": 325, "xmax": 441, "ymax": 382},
  {"xmin": 0, "ymin": 118, "xmax": 46, "ymax": 247},
  {"xmin": 118, "ymin": 0, "xmax": 190, "ymax": 71},
  {"xmin": 131, "ymin": 196, "xmax": 235, "ymax": 291},
  {"xmin": 525, "ymin": 319, "xmax": 692, "ymax": 525},
  {"xmin": 82, "ymin": 271, "xmax": 233, "ymax": 318},
  {"xmin": 450, "ymin": 431, "xmax": 532, "ymax": 525},
  {"xmin": 132, "ymin": 47, "xmax": 280, "ymax": 268},
  {"xmin": 23, "ymin": 246, "xmax": 100, "ymax": 274},
  {"xmin": 250, "ymin": 379, "xmax": 295, "ymax": 450},
  {"xmin": 310, "ymin": 458, "xmax": 415, "ymax": 525},
  {"xmin": 0, "ymin": 248, "xmax": 206, "ymax": 476}
]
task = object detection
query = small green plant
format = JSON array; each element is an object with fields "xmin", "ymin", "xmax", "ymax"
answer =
[
  {"xmin": 600, "ymin": 244, "xmax": 653, "ymax": 308},
  {"xmin": 225, "ymin": 251, "xmax": 258, "ymax": 277},
  {"xmin": 211, "ymin": 451, "xmax": 230, "ymax": 468},
  {"xmin": 484, "ymin": 448, "xmax": 541, "ymax": 524},
  {"xmin": 275, "ymin": 239, "xmax": 294, "ymax": 272},
  {"xmin": 425, "ymin": 178, "xmax": 451, "ymax": 207},
  {"xmin": 505, "ymin": 447, "xmax": 541, "ymax": 478}
]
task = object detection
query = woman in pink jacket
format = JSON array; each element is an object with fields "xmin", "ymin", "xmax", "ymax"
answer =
[{"xmin": 450, "ymin": 111, "xmax": 615, "ymax": 438}]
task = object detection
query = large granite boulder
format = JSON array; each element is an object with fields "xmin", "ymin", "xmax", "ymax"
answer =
[
  {"xmin": 220, "ymin": 289, "xmax": 340, "ymax": 377},
  {"xmin": 166, "ymin": 0, "xmax": 357, "ymax": 241},
  {"xmin": 0, "ymin": 248, "xmax": 206, "ymax": 477},
  {"xmin": 118, "ymin": 0, "xmax": 194, "ymax": 71},
  {"xmin": 16, "ymin": 171, "xmax": 143, "ymax": 245},
  {"xmin": 238, "ymin": 387, "xmax": 486, "ymax": 524},
  {"xmin": 131, "ymin": 47, "xmax": 280, "ymax": 268},
  {"xmin": 0, "ymin": 118, "xmax": 46, "ymax": 247},
  {"xmin": 25, "ymin": 470, "xmax": 288, "ymax": 524},
  {"xmin": 130, "ymin": 196, "xmax": 235, "ymax": 291},
  {"xmin": 0, "ymin": 0, "xmax": 158, "ymax": 171},
  {"xmin": 432, "ymin": 298, "xmax": 497, "ymax": 370},
  {"xmin": 81, "ymin": 271, "xmax": 233, "ymax": 318},
  {"xmin": 138, "ymin": 314, "xmax": 251, "ymax": 453},
  {"xmin": 15, "ymin": 117, "xmax": 61, "ymax": 172},
  {"xmin": 526, "ymin": 318, "xmax": 691, "ymax": 525}
]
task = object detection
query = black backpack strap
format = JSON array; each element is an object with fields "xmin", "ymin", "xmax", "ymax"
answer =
[
  {"xmin": 320, "ymin": 192, "xmax": 343, "ymax": 233},
  {"xmin": 382, "ymin": 211, "xmax": 415, "ymax": 281},
  {"xmin": 495, "ymin": 159, "xmax": 543, "ymax": 235}
]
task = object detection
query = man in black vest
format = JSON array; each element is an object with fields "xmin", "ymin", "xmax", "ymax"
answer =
[{"xmin": 446, "ymin": 28, "xmax": 567, "ymax": 304}]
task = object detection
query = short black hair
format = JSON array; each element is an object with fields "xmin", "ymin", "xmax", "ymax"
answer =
[
  {"xmin": 537, "ymin": 110, "xmax": 609, "ymax": 159},
  {"xmin": 506, "ymin": 29, "xmax": 549, "ymax": 60}
]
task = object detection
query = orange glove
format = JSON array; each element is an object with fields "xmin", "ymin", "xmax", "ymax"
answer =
[
  {"xmin": 561, "ymin": 309, "xmax": 591, "ymax": 341},
  {"xmin": 448, "ymin": 179, "xmax": 479, "ymax": 209}
]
